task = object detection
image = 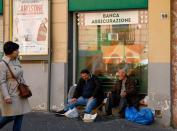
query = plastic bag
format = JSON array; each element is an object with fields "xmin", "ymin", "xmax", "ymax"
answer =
[
  {"xmin": 68, "ymin": 85, "xmax": 77, "ymax": 100},
  {"xmin": 125, "ymin": 106, "xmax": 154, "ymax": 125},
  {"xmin": 83, "ymin": 113, "xmax": 97, "ymax": 122},
  {"xmin": 64, "ymin": 108, "xmax": 79, "ymax": 118}
]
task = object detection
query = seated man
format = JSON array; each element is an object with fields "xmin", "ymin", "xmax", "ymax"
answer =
[
  {"xmin": 106, "ymin": 67, "xmax": 138, "ymax": 117},
  {"xmin": 57, "ymin": 69, "xmax": 104, "ymax": 116}
]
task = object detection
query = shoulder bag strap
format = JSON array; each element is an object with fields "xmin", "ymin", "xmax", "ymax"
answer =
[{"xmin": 2, "ymin": 60, "xmax": 20, "ymax": 84}]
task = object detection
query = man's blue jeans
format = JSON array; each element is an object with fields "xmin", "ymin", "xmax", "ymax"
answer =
[
  {"xmin": 65, "ymin": 96, "xmax": 97, "ymax": 114},
  {"xmin": 0, "ymin": 115, "xmax": 23, "ymax": 131}
]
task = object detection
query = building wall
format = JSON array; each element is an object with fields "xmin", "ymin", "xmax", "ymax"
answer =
[
  {"xmin": 22, "ymin": 62, "xmax": 48, "ymax": 111},
  {"xmin": 50, "ymin": 0, "xmax": 68, "ymax": 110},
  {"xmin": 172, "ymin": 0, "xmax": 177, "ymax": 128},
  {"xmin": 51, "ymin": 0, "xmax": 67, "ymax": 63},
  {"xmin": 4, "ymin": 0, "xmax": 9, "ymax": 41},
  {"xmin": 148, "ymin": 0, "xmax": 171, "ymax": 127}
]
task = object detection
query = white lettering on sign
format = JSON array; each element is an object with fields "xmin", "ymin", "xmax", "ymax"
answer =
[{"xmin": 83, "ymin": 11, "xmax": 139, "ymax": 26}]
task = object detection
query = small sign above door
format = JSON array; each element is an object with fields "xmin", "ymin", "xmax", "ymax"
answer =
[{"xmin": 78, "ymin": 11, "xmax": 139, "ymax": 26}]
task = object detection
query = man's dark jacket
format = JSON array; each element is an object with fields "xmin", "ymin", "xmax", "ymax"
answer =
[
  {"xmin": 112, "ymin": 77, "xmax": 138, "ymax": 106},
  {"xmin": 73, "ymin": 75, "xmax": 104, "ymax": 105}
]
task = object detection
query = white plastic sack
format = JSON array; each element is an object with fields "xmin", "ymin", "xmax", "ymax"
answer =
[
  {"xmin": 64, "ymin": 108, "xmax": 79, "ymax": 118},
  {"xmin": 83, "ymin": 113, "xmax": 97, "ymax": 122},
  {"xmin": 68, "ymin": 85, "xmax": 77, "ymax": 100},
  {"xmin": 140, "ymin": 96, "xmax": 149, "ymax": 106}
]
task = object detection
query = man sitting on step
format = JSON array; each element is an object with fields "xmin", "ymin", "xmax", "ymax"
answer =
[
  {"xmin": 56, "ymin": 69, "xmax": 104, "ymax": 116},
  {"xmin": 106, "ymin": 67, "xmax": 138, "ymax": 118}
]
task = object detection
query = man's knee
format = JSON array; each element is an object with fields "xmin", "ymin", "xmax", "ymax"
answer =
[{"xmin": 86, "ymin": 99, "xmax": 97, "ymax": 109}]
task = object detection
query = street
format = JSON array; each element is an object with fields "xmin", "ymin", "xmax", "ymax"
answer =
[{"xmin": 1, "ymin": 112, "xmax": 175, "ymax": 131}]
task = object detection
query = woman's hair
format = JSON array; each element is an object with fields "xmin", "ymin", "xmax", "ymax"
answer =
[{"xmin": 3, "ymin": 41, "xmax": 19, "ymax": 55}]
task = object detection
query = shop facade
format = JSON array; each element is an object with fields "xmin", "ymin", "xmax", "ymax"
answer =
[
  {"xmin": 1, "ymin": 0, "xmax": 174, "ymax": 127},
  {"xmin": 68, "ymin": 5, "xmax": 148, "ymax": 95},
  {"xmin": 68, "ymin": 0, "xmax": 171, "ymax": 126}
]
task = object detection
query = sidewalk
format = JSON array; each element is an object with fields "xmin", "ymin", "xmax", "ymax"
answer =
[{"xmin": 1, "ymin": 112, "xmax": 175, "ymax": 131}]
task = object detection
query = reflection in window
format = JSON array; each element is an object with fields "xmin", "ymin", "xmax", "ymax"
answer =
[{"xmin": 77, "ymin": 10, "xmax": 148, "ymax": 93}]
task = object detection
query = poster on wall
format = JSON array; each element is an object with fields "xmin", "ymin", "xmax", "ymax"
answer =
[{"xmin": 13, "ymin": 0, "xmax": 48, "ymax": 55}]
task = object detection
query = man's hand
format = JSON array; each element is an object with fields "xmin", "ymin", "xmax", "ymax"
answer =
[
  {"xmin": 120, "ymin": 92, "xmax": 127, "ymax": 98},
  {"xmin": 89, "ymin": 96, "xmax": 94, "ymax": 100},
  {"xmin": 107, "ymin": 92, "xmax": 112, "ymax": 97},
  {"xmin": 4, "ymin": 98, "xmax": 12, "ymax": 104},
  {"xmin": 70, "ymin": 98, "xmax": 77, "ymax": 103}
]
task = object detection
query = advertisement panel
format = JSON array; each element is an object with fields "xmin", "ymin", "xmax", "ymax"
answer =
[{"xmin": 13, "ymin": 0, "xmax": 48, "ymax": 55}]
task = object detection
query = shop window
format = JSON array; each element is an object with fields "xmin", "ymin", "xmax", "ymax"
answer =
[{"xmin": 76, "ymin": 10, "xmax": 148, "ymax": 94}]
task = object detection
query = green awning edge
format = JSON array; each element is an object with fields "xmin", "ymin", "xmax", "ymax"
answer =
[
  {"xmin": 0, "ymin": 0, "xmax": 3, "ymax": 15},
  {"xmin": 69, "ymin": 0, "xmax": 148, "ymax": 12}
]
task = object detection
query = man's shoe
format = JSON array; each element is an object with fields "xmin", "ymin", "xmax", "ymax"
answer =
[{"xmin": 55, "ymin": 110, "xmax": 66, "ymax": 116}]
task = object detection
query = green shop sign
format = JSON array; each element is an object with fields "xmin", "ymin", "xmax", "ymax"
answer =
[
  {"xmin": 69, "ymin": 0, "xmax": 148, "ymax": 11},
  {"xmin": 0, "ymin": 0, "xmax": 3, "ymax": 15}
]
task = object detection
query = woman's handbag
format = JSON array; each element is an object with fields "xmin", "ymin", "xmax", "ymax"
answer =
[
  {"xmin": 17, "ymin": 83, "xmax": 32, "ymax": 98},
  {"xmin": 3, "ymin": 60, "xmax": 32, "ymax": 98}
]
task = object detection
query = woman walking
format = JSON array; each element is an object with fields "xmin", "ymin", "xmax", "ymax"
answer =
[{"xmin": 0, "ymin": 41, "xmax": 31, "ymax": 131}]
